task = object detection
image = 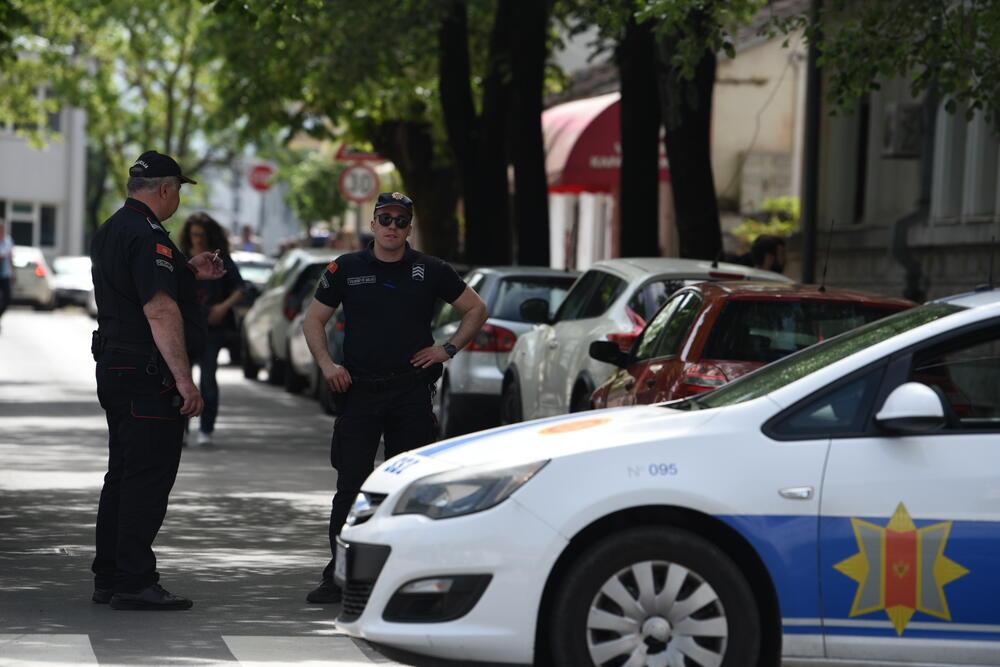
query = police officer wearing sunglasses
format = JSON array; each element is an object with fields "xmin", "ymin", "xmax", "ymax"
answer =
[{"xmin": 302, "ymin": 192, "xmax": 487, "ymax": 603}]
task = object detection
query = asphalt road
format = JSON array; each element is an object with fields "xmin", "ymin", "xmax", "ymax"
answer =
[{"xmin": 0, "ymin": 307, "xmax": 485, "ymax": 667}]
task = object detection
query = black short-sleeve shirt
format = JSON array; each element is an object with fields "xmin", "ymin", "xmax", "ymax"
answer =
[
  {"xmin": 91, "ymin": 198, "xmax": 205, "ymax": 356},
  {"xmin": 314, "ymin": 242, "xmax": 466, "ymax": 375}
]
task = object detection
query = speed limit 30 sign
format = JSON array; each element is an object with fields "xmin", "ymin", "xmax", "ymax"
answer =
[{"xmin": 339, "ymin": 164, "xmax": 380, "ymax": 203}]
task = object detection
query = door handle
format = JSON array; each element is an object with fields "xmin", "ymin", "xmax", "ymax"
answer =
[{"xmin": 778, "ymin": 486, "xmax": 814, "ymax": 500}]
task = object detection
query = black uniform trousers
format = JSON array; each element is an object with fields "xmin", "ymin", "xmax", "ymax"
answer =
[
  {"xmin": 92, "ymin": 352, "xmax": 184, "ymax": 593},
  {"xmin": 322, "ymin": 378, "xmax": 437, "ymax": 581}
]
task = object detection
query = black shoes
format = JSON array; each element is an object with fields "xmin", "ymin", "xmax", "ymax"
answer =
[
  {"xmin": 109, "ymin": 583, "xmax": 193, "ymax": 610},
  {"xmin": 92, "ymin": 588, "xmax": 113, "ymax": 604},
  {"xmin": 306, "ymin": 579, "xmax": 342, "ymax": 604}
]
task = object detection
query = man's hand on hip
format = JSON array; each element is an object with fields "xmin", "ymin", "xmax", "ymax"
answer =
[
  {"xmin": 322, "ymin": 362, "xmax": 352, "ymax": 393},
  {"xmin": 411, "ymin": 345, "xmax": 450, "ymax": 368},
  {"xmin": 176, "ymin": 378, "xmax": 204, "ymax": 417}
]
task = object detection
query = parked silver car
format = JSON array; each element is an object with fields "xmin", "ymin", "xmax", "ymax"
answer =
[
  {"xmin": 286, "ymin": 292, "xmax": 346, "ymax": 414},
  {"xmin": 51, "ymin": 255, "xmax": 97, "ymax": 317},
  {"xmin": 12, "ymin": 246, "xmax": 56, "ymax": 310},
  {"xmin": 240, "ymin": 248, "xmax": 340, "ymax": 383},
  {"xmin": 431, "ymin": 266, "xmax": 579, "ymax": 437}
]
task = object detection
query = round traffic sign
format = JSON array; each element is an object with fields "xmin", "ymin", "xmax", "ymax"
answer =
[
  {"xmin": 248, "ymin": 164, "xmax": 275, "ymax": 192},
  {"xmin": 339, "ymin": 164, "xmax": 380, "ymax": 203}
]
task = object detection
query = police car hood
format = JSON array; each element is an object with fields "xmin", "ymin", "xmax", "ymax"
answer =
[{"xmin": 364, "ymin": 406, "xmax": 717, "ymax": 493}]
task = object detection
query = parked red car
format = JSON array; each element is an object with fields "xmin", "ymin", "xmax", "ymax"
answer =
[{"xmin": 590, "ymin": 282, "xmax": 914, "ymax": 408}]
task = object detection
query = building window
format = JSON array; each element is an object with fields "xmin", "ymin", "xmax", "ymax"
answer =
[
  {"xmin": 11, "ymin": 221, "xmax": 33, "ymax": 245},
  {"xmin": 40, "ymin": 205, "xmax": 57, "ymax": 246}
]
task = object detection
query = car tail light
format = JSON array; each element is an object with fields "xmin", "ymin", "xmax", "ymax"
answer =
[
  {"xmin": 34, "ymin": 264, "xmax": 47, "ymax": 278},
  {"xmin": 467, "ymin": 323, "xmax": 517, "ymax": 353},
  {"xmin": 283, "ymin": 293, "xmax": 299, "ymax": 321},
  {"xmin": 607, "ymin": 329, "xmax": 641, "ymax": 353},
  {"xmin": 678, "ymin": 362, "xmax": 728, "ymax": 396}
]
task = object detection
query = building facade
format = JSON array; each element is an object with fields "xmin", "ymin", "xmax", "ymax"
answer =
[{"xmin": 0, "ymin": 101, "xmax": 87, "ymax": 260}]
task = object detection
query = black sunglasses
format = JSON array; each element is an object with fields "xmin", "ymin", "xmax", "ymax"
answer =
[{"xmin": 375, "ymin": 213, "xmax": 412, "ymax": 229}]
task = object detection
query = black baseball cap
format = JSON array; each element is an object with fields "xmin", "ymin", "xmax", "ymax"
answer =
[
  {"xmin": 373, "ymin": 191, "xmax": 413, "ymax": 214},
  {"xmin": 129, "ymin": 150, "xmax": 197, "ymax": 184}
]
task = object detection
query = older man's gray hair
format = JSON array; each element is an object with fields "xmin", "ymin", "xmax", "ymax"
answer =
[{"xmin": 127, "ymin": 176, "xmax": 180, "ymax": 195}]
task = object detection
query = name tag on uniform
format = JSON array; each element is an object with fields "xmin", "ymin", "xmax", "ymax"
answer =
[{"xmin": 347, "ymin": 275, "xmax": 376, "ymax": 286}]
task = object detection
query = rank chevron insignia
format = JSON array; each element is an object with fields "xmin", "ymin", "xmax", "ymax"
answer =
[
  {"xmin": 412, "ymin": 263, "xmax": 425, "ymax": 281},
  {"xmin": 834, "ymin": 502, "xmax": 969, "ymax": 635}
]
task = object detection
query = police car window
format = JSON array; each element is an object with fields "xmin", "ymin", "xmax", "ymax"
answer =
[
  {"xmin": 769, "ymin": 367, "xmax": 884, "ymax": 439},
  {"xmin": 908, "ymin": 328, "xmax": 1000, "ymax": 431},
  {"xmin": 493, "ymin": 275, "xmax": 576, "ymax": 322},
  {"xmin": 673, "ymin": 303, "xmax": 965, "ymax": 411},
  {"xmin": 554, "ymin": 270, "xmax": 605, "ymax": 322},
  {"xmin": 579, "ymin": 273, "xmax": 626, "ymax": 319},
  {"xmin": 652, "ymin": 293, "xmax": 703, "ymax": 358}
]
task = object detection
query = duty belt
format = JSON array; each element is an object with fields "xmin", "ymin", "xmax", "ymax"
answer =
[{"xmin": 351, "ymin": 366, "xmax": 441, "ymax": 392}]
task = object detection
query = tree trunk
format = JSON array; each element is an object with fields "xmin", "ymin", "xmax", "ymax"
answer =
[
  {"xmin": 369, "ymin": 120, "xmax": 460, "ymax": 260},
  {"xmin": 657, "ymin": 41, "xmax": 722, "ymax": 260},
  {"xmin": 618, "ymin": 17, "xmax": 662, "ymax": 258},
  {"xmin": 505, "ymin": 0, "xmax": 550, "ymax": 266},
  {"xmin": 438, "ymin": 0, "xmax": 510, "ymax": 265}
]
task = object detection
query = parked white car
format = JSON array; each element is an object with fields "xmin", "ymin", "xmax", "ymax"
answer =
[
  {"xmin": 240, "ymin": 247, "xmax": 339, "ymax": 384},
  {"xmin": 11, "ymin": 246, "xmax": 56, "ymax": 310},
  {"xmin": 336, "ymin": 287, "xmax": 1000, "ymax": 666},
  {"xmin": 51, "ymin": 255, "xmax": 97, "ymax": 317},
  {"xmin": 502, "ymin": 257, "xmax": 791, "ymax": 422},
  {"xmin": 431, "ymin": 266, "xmax": 579, "ymax": 437}
]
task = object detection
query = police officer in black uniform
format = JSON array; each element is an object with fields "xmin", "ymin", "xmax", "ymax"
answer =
[
  {"xmin": 90, "ymin": 151, "xmax": 225, "ymax": 610},
  {"xmin": 302, "ymin": 192, "xmax": 487, "ymax": 603}
]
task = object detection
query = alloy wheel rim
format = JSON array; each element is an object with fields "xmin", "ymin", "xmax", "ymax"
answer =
[{"xmin": 586, "ymin": 560, "xmax": 728, "ymax": 667}]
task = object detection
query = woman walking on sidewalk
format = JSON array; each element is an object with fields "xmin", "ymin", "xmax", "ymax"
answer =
[{"xmin": 179, "ymin": 213, "xmax": 244, "ymax": 446}]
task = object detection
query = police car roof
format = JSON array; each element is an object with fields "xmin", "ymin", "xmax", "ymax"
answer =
[{"xmin": 932, "ymin": 286, "xmax": 1000, "ymax": 309}]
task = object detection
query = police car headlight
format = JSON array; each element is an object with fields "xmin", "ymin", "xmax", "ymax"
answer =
[{"xmin": 393, "ymin": 460, "xmax": 548, "ymax": 520}]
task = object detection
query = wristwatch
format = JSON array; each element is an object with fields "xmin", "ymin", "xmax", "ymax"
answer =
[{"xmin": 443, "ymin": 342, "xmax": 458, "ymax": 358}]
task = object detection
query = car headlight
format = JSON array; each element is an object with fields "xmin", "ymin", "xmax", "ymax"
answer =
[{"xmin": 393, "ymin": 460, "xmax": 548, "ymax": 520}]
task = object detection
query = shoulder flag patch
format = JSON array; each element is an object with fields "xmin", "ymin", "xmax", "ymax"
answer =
[
  {"xmin": 327, "ymin": 261, "xmax": 338, "ymax": 273},
  {"xmin": 156, "ymin": 243, "xmax": 173, "ymax": 259}
]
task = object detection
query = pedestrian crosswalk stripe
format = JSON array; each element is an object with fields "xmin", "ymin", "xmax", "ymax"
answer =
[
  {"xmin": 223, "ymin": 635, "xmax": 394, "ymax": 666},
  {"xmin": 0, "ymin": 634, "xmax": 98, "ymax": 666}
]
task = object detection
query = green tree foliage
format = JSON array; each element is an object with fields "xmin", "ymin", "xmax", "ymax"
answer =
[
  {"xmin": 772, "ymin": 0, "xmax": 1000, "ymax": 126},
  {"xmin": 285, "ymin": 152, "xmax": 348, "ymax": 225},
  {"xmin": 0, "ymin": 0, "xmax": 240, "ymax": 230}
]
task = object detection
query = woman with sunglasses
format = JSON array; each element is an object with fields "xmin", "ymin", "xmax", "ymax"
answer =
[
  {"xmin": 300, "ymin": 191, "xmax": 488, "ymax": 604},
  {"xmin": 179, "ymin": 213, "xmax": 244, "ymax": 447}
]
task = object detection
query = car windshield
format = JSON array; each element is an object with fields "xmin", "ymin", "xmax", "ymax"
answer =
[
  {"xmin": 702, "ymin": 300, "xmax": 907, "ymax": 364},
  {"xmin": 237, "ymin": 262, "xmax": 274, "ymax": 285},
  {"xmin": 671, "ymin": 302, "xmax": 965, "ymax": 410},
  {"xmin": 493, "ymin": 276, "xmax": 576, "ymax": 322}
]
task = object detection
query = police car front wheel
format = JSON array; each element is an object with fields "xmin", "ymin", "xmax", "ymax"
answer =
[{"xmin": 551, "ymin": 526, "xmax": 760, "ymax": 667}]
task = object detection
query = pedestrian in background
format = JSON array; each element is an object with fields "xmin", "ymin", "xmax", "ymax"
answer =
[
  {"xmin": 0, "ymin": 221, "xmax": 13, "ymax": 334},
  {"xmin": 749, "ymin": 235, "xmax": 787, "ymax": 274},
  {"xmin": 179, "ymin": 213, "xmax": 244, "ymax": 446},
  {"xmin": 89, "ymin": 151, "xmax": 224, "ymax": 610},
  {"xmin": 236, "ymin": 225, "xmax": 262, "ymax": 253},
  {"xmin": 302, "ymin": 192, "xmax": 488, "ymax": 604}
]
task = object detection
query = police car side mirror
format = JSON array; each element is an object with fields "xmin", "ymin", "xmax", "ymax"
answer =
[
  {"xmin": 589, "ymin": 340, "xmax": 628, "ymax": 368},
  {"xmin": 875, "ymin": 382, "xmax": 947, "ymax": 435},
  {"xmin": 520, "ymin": 298, "xmax": 551, "ymax": 324}
]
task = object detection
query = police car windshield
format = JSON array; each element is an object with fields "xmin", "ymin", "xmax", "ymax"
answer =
[{"xmin": 671, "ymin": 302, "xmax": 965, "ymax": 411}]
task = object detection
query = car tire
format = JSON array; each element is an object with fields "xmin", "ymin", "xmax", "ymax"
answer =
[
  {"xmin": 551, "ymin": 526, "xmax": 760, "ymax": 667},
  {"xmin": 500, "ymin": 373, "xmax": 523, "ymax": 425},
  {"xmin": 438, "ymin": 379, "xmax": 465, "ymax": 439},
  {"xmin": 267, "ymin": 337, "xmax": 287, "ymax": 386},
  {"xmin": 570, "ymin": 383, "xmax": 594, "ymax": 413},
  {"xmin": 241, "ymin": 330, "xmax": 261, "ymax": 380},
  {"xmin": 284, "ymin": 344, "xmax": 308, "ymax": 394}
]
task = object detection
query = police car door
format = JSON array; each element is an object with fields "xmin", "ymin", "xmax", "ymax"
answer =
[{"xmin": 817, "ymin": 319, "xmax": 1000, "ymax": 664}]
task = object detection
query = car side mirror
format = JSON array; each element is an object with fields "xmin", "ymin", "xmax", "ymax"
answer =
[
  {"xmin": 589, "ymin": 340, "xmax": 628, "ymax": 368},
  {"xmin": 520, "ymin": 298, "xmax": 550, "ymax": 324},
  {"xmin": 875, "ymin": 382, "xmax": 947, "ymax": 435}
]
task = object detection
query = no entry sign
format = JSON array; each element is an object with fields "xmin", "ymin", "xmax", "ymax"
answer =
[
  {"xmin": 248, "ymin": 164, "xmax": 275, "ymax": 192},
  {"xmin": 339, "ymin": 164, "xmax": 379, "ymax": 203}
]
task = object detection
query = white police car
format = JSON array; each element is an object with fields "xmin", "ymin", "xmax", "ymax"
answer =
[{"xmin": 335, "ymin": 289, "xmax": 1000, "ymax": 666}]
